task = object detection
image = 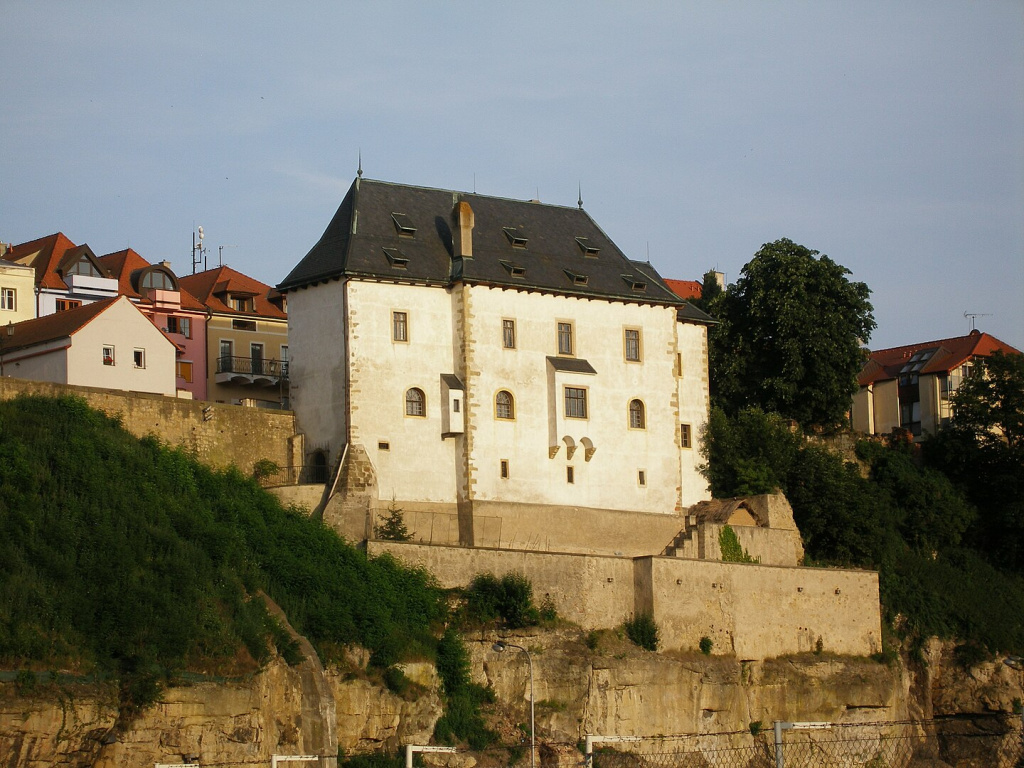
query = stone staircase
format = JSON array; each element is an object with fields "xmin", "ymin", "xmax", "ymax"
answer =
[{"xmin": 663, "ymin": 513, "xmax": 700, "ymax": 558}]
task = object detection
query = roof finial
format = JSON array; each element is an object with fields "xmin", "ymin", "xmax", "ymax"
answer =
[
  {"xmin": 357, "ymin": 150, "xmax": 363, "ymax": 178},
  {"xmin": 578, "ymin": 183, "xmax": 583, "ymax": 209}
]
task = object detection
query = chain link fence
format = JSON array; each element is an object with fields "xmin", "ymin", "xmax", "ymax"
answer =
[{"xmin": 582, "ymin": 715, "xmax": 1024, "ymax": 768}]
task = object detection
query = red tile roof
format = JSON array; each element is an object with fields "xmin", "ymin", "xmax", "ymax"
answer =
[
  {"xmin": 98, "ymin": 249, "xmax": 206, "ymax": 311},
  {"xmin": 665, "ymin": 278, "xmax": 703, "ymax": 301},
  {"xmin": 859, "ymin": 330, "xmax": 1022, "ymax": 386},
  {"xmin": 2, "ymin": 232, "xmax": 89, "ymax": 290},
  {"xmin": 0, "ymin": 297, "xmax": 121, "ymax": 354},
  {"xmin": 179, "ymin": 265, "xmax": 287, "ymax": 320}
]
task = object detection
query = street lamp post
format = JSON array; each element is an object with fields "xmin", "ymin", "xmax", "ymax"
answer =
[{"xmin": 493, "ymin": 640, "xmax": 535, "ymax": 768}]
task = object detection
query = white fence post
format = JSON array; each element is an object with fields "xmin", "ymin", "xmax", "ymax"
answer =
[
  {"xmin": 772, "ymin": 721, "xmax": 832, "ymax": 768},
  {"xmin": 404, "ymin": 744, "xmax": 458, "ymax": 768}
]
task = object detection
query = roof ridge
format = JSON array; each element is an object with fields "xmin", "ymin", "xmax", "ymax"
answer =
[{"xmin": 360, "ymin": 177, "xmax": 589, "ymax": 212}]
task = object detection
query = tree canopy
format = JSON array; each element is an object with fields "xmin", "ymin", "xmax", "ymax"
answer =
[{"xmin": 708, "ymin": 238, "xmax": 875, "ymax": 430}]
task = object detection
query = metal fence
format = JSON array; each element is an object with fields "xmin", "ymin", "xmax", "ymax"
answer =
[{"xmin": 584, "ymin": 715, "xmax": 1024, "ymax": 768}]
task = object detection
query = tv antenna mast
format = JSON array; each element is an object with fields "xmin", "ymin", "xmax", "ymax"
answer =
[
  {"xmin": 192, "ymin": 226, "xmax": 207, "ymax": 274},
  {"xmin": 218, "ymin": 245, "xmax": 237, "ymax": 267},
  {"xmin": 963, "ymin": 311, "xmax": 992, "ymax": 332}
]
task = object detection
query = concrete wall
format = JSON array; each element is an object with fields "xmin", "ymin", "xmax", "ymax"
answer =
[
  {"xmin": 0, "ymin": 376, "xmax": 299, "ymax": 475},
  {"xmin": 851, "ymin": 386, "xmax": 873, "ymax": 434},
  {"xmin": 370, "ymin": 541, "xmax": 881, "ymax": 660},
  {"xmin": 872, "ymin": 379, "xmax": 900, "ymax": 435}
]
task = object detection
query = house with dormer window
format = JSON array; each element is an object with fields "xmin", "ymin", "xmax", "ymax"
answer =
[
  {"xmin": 279, "ymin": 177, "xmax": 714, "ymax": 547},
  {"xmin": 179, "ymin": 266, "xmax": 289, "ymax": 409},
  {"xmin": 852, "ymin": 330, "xmax": 1021, "ymax": 438}
]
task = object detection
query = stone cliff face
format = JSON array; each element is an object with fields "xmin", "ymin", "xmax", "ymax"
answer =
[{"xmin": 1, "ymin": 630, "xmax": 1020, "ymax": 768}]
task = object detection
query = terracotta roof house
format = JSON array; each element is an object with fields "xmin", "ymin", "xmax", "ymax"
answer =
[
  {"xmin": 179, "ymin": 265, "xmax": 289, "ymax": 408},
  {"xmin": 278, "ymin": 176, "xmax": 714, "ymax": 548},
  {"xmin": 0, "ymin": 296, "xmax": 177, "ymax": 395},
  {"xmin": 2, "ymin": 232, "xmax": 121, "ymax": 314},
  {"xmin": 851, "ymin": 329, "xmax": 1022, "ymax": 438},
  {"xmin": 665, "ymin": 278, "xmax": 703, "ymax": 301},
  {"xmin": 97, "ymin": 249, "xmax": 209, "ymax": 400}
]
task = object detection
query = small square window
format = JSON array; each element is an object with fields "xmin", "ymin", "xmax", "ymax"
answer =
[
  {"xmin": 502, "ymin": 319, "xmax": 516, "ymax": 349},
  {"xmin": 133, "ymin": 349, "xmax": 146, "ymax": 369},
  {"xmin": 500, "ymin": 459, "xmax": 510, "ymax": 479},
  {"xmin": 102, "ymin": 345, "xmax": 115, "ymax": 366},
  {"xmin": 378, "ymin": 441, "xmax": 391, "ymax": 451},
  {"xmin": 393, "ymin": 311, "xmax": 408, "ymax": 342},
  {"xmin": 176, "ymin": 360, "xmax": 193, "ymax": 382},
  {"xmin": 566, "ymin": 466, "xmax": 575, "ymax": 484},
  {"xmin": 681, "ymin": 423, "xmax": 692, "ymax": 449},
  {"xmin": 564, "ymin": 387, "xmax": 587, "ymax": 419},
  {"xmin": 453, "ymin": 398, "xmax": 461, "ymax": 413}
]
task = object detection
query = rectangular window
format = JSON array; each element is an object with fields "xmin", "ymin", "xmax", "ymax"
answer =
[
  {"xmin": 564, "ymin": 386, "xmax": 588, "ymax": 419},
  {"xmin": 378, "ymin": 441, "xmax": 391, "ymax": 451},
  {"xmin": 133, "ymin": 349, "xmax": 145, "ymax": 369},
  {"xmin": 56, "ymin": 299, "xmax": 82, "ymax": 312},
  {"xmin": 638, "ymin": 470, "xmax": 646, "ymax": 487},
  {"xmin": 680, "ymin": 423, "xmax": 692, "ymax": 449},
  {"xmin": 251, "ymin": 343, "xmax": 264, "ymax": 374},
  {"xmin": 675, "ymin": 353, "xmax": 683, "ymax": 377},
  {"xmin": 557, "ymin": 321, "xmax": 574, "ymax": 355},
  {"xmin": 176, "ymin": 360, "xmax": 193, "ymax": 383},
  {"xmin": 0, "ymin": 288, "xmax": 15, "ymax": 311},
  {"xmin": 166, "ymin": 316, "xmax": 192, "ymax": 338},
  {"xmin": 453, "ymin": 398, "xmax": 461, "ymax": 413},
  {"xmin": 502, "ymin": 319, "xmax": 516, "ymax": 349},
  {"xmin": 102, "ymin": 345, "xmax": 115, "ymax": 366},
  {"xmin": 624, "ymin": 329, "xmax": 641, "ymax": 362},
  {"xmin": 500, "ymin": 459, "xmax": 509, "ymax": 479},
  {"xmin": 567, "ymin": 466, "xmax": 575, "ymax": 484},
  {"xmin": 232, "ymin": 319, "xmax": 257, "ymax": 331},
  {"xmin": 231, "ymin": 296, "xmax": 253, "ymax": 312},
  {"xmin": 392, "ymin": 311, "xmax": 408, "ymax": 342}
]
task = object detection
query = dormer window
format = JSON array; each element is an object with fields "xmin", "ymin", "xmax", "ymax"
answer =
[
  {"xmin": 141, "ymin": 270, "xmax": 175, "ymax": 291},
  {"xmin": 503, "ymin": 227, "xmax": 528, "ymax": 248},
  {"xmin": 391, "ymin": 212, "xmax": 417, "ymax": 237},
  {"xmin": 382, "ymin": 247, "xmax": 409, "ymax": 269},
  {"xmin": 65, "ymin": 258, "xmax": 102, "ymax": 277},
  {"xmin": 564, "ymin": 270, "xmax": 589, "ymax": 286},
  {"xmin": 622, "ymin": 275, "xmax": 647, "ymax": 292},
  {"xmin": 575, "ymin": 237, "xmax": 600, "ymax": 257},
  {"xmin": 231, "ymin": 296, "xmax": 254, "ymax": 312},
  {"xmin": 499, "ymin": 260, "xmax": 527, "ymax": 278}
]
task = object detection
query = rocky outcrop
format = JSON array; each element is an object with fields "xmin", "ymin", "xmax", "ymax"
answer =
[{"xmin": 2, "ymin": 632, "xmax": 1021, "ymax": 767}]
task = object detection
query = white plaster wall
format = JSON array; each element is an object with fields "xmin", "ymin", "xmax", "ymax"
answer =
[
  {"xmin": 347, "ymin": 280, "xmax": 459, "ymax": 504},
  {"xmin": 919, "ymin": 373, "xmax": 941, "ymax": 437},
  {"xmin": 677, "ymin": 321, "xmax": 711, "ymax": 506},
  {"xmin": 462, "ymin": 285, "xmax": 692, "ymax": 514},
  {"xmin": 65, "ymin": 298, "xmax": 176, "ymax": 395},
  {"xmin": 287, "ymin": 280, "xmax": 349, "ymax": 459},
  {"xmin": 851, "ymin": 386, "xmax": 874, "ymax": 433},
  {"xmin": 872, "ymin": 379, "xmax": 900, "ymax": 434},
  {"xmin": 3, "ymin": 342, "xmax": 69, "ymax": 383}
]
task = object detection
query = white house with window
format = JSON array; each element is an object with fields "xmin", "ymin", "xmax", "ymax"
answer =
[
  {"xmin": 0, "ymin": 261, "xmax": 37, "ymax": 324},
  {"xmin": 279, "ymin": 177, "xmax": 713, "ymax": 546},
  {"xmin": 0, "ymin": 296, "xmax": 176, "ymax": 395}
]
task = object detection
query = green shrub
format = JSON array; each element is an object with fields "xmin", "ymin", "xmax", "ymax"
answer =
[
  {"xmin": 252, "ymin": 458, "xmax": 281, "ymax": 482},
  {"xmin": 374, "ymin": 502, "xmax": 411, "ymax": 541},
  {"xmin": 624, "ymin": 613, "xmax": 659, "ymax": 652},
  {"xmin": 699, "ymin": 636, "xmax": 713, "ymax": 655},
  {"xmin": 719, "ymin": 525, "xmax": 758, "ymax": 563},
  {"xmin": 382, "ymin": 666, "xmax": 410, "ymax": 695},
  {"xmin": 585, "ymin": 630, "xmax": 600, "ymax": 651},
  {"xmin": 433, "ymin": 628, "xmax": 496, "ymax": 748},
  {"xmin": 465, "ymin": 572, "xmax": 540, "ymax": 629}
]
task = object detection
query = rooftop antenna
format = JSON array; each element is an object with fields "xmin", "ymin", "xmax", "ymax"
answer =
[
  {"xmin": 578, "ymin": 183, "xmax": 583, "ymax": 209},
  {"xmin": 218, "ymin": 245, "xmax": 237, "ymax": 267},
  {"xmin": 473, "ymin": 173, "xmax": 476, "ymax": 194},
  {"xmin": 357, "ymin": 150, "xmax": 363, "ymax": 178},
  {"xmin": 192, "ymin": 226, "xmax": 206, "ymax": 274},
  {"xmin": 964, "ymin": 311, "xmax": 992, "ymax": 332}
]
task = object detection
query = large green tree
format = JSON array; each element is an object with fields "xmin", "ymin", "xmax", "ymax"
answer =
[{"xmin": 710, "ymin": 238, "xmax": 875, "ymax": 430}]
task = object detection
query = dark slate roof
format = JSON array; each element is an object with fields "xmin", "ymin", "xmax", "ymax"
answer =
[{"xmin": 279, "ymin": 178, "xmax": 686, "ymax": 308}]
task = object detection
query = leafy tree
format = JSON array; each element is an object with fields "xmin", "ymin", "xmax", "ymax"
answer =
[{"xmin": 709, "ymin": 238, "xmax": 875, "ymax": 430}]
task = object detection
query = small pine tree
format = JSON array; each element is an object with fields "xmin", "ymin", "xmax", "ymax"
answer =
[{"xmin": 374, "ymin": 501, "xmax": 411, "ymax": 541}]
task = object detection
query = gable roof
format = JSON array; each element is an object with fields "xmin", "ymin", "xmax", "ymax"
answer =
[
  {"xmin": 98, "ymin": 249, "xmax": 206, "ymax": 311},
  {"xmin": 2, "ymin": 232, "xmax": 108, "ymax": 290},
  {"xmin": 0, "ymin": 297, "xmax": 121, "ymax": 354},
  {"xmin": 859, "ymin": 330, "xmax": 1022, "ymax": 386},
  {"xmin": 279, "ymin": 177, "xmax": 685, "ymax": 307},
  {"xmin": 179, "ymin": 265, "xmax": 287, "ymax": 320}
]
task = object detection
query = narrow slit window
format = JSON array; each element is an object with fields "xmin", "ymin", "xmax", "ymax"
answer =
[
  {"xmin": 638, "ymin": 470, "xmax": 646, "ymax": 487},
  {"xmin": 567, "ymin": 466, "xmax": 575, "ymax": 484},
  {"xmin": 500, "ymin": 459, "xmax": 510, "ymax": 479}
]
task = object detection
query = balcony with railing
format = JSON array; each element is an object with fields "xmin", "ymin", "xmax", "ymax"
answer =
[{"xmin": 216, "ymin": 355, "xmax": 289, "ymax": 387}]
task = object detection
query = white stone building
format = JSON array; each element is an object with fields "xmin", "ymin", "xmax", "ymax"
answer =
[{"xmin": 279, "ymin": 178, "xmax": 714, "ymax": 546}]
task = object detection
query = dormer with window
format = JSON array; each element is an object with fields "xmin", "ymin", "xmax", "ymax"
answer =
[
  {"xmin": 133, "ymin": 265, "xmax": 182, "ymax": 309},
  {"xmin": 58, "ymin": 245, "xmax": 118, "ymax": 296}
]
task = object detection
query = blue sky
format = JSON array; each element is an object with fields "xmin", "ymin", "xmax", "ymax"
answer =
[{"xmin": 2, "ymin": 2, "xmax": 1021, "ymax": 350}]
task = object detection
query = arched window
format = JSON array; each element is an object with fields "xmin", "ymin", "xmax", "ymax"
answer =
[
  {"xmin": 142, "ymin": 269, "xmax": 175, "ymax": 291},
  {"xmin": 405, "ymin": 388, "xmax": 425, "ymax": 417},
  {"xmin": 629, "ymin": 399, "xmax": 645, "ymax": 429},
  {"xmin": 495, "ymin": 390, "xmax": 515, "ymax": 420}
]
